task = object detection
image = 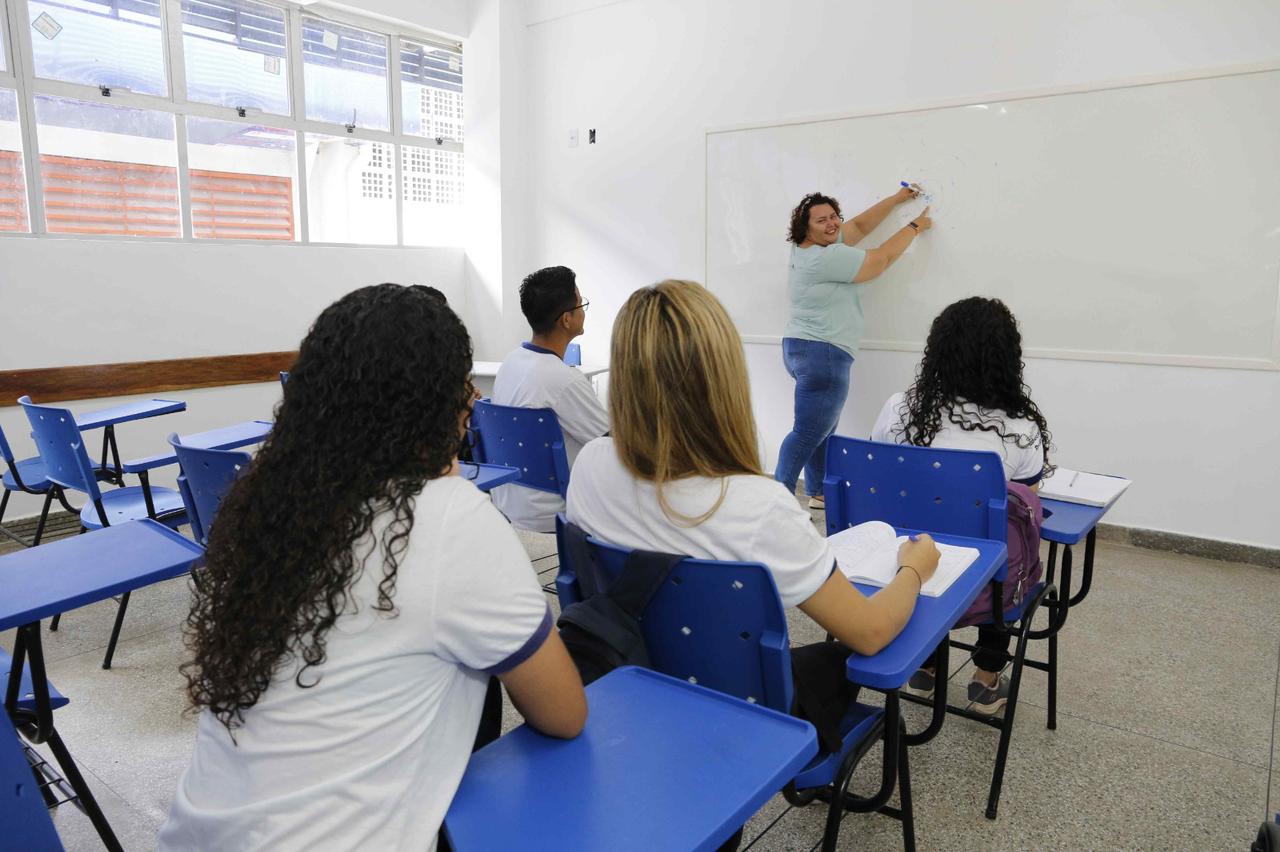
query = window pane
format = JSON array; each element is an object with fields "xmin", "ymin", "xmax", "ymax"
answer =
[
  {"xmin": 35, "ymin": 95, "xmax": 178, "ymax": 237},
  {"xmin": 304, "ymin": 134, "xmax": 393, "ymax": 244},
  {"xmin": 182, "ymin": 0, "xmax": 289, "ymax": 115},
  {"xmin": 28, "ymin": 0, "xmax": 167, "ymax": 96},
  {"xmin": 187, "ymin": 117, "xmax": 296, "ymax": 241},
  {"xmin": 402, "ymin": 145, "xmax": 462, "ymax": 246},
  {"xmin": 0, "ymin": 90, "xmax": 30, "ymax": 233},
  {"xmin": 400, "ymin": 40, "xmax": 462, "ymax": 141},
  {"xmin": 302, "ymin": 17, "xmax": 388, "ymax": 131}
]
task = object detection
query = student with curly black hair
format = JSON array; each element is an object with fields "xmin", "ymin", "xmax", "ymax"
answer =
[
  {"xmin": 160, "ymin": 283, "xmax": 586, "ymax": 851},
  {"xmin": 871, "ymin": 295, "xmax": 1053, "ymax": 714}
]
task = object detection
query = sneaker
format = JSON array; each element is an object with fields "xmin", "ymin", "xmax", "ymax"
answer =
[
  {"xmin": 967, "ymin": 675, "xmax": 1010, "ymax": 716},
  {"xmin": 904, "ymin": 668, "xmax": 935, "ymax": 700},
  {"xmin": 807, "ymin": 495, "xmax": 826, "ymax": 510}
]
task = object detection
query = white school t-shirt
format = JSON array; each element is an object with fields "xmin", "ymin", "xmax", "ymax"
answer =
[
  {"xmin": 158, "ymin": 475, "xmax": 551, "ymax": 852},
  {"xmin": 566, "ymin": 438, "xmax": 832, "ymax": 608},
  {"xmin": 869, "ymin": 392, "xmax": 1047, "ymax": 484},
  {"xmin": 490, "ymin": 344, "xmax": 610, "ymax": 533}
]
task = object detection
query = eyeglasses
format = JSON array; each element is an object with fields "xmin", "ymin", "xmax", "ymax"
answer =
[{"xmin": 566, "ymin": 299, "xmax": 589, "ymax": 314}]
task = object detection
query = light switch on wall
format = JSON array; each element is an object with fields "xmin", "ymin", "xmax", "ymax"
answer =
[{"xmin": 568, "ymin": 128, "xmax": 579, "ymax": 147}]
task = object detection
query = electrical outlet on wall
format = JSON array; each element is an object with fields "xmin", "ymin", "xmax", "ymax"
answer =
[{"xmin": 568, "ymin": 128, "xmax": 579, "ymax": 147}]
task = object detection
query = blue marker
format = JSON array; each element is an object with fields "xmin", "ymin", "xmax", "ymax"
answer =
[{"xmin": 901, "ymin": 180, "xmax": 932, "ymax": 202}]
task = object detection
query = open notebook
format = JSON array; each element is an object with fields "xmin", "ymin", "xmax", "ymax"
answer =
[
  {"xmin": 829, "ymin": 521, "xmax": 979, "ymax": 598},
  {"xmin": 1039, "ymin": 468, "xmax": 1131, "ymax": 508}
]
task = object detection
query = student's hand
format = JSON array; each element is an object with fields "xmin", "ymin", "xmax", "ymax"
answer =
[
  {"xmin": 898, "ymin": 534, "xmax": 940, "ymax": 586},
  {"xmin": 911, "ymin": 207, "xmax": 933, "ymax": 232},
  {"xmin": 895, "ymin": 182, "xmax": 923, "ymax": 203}
]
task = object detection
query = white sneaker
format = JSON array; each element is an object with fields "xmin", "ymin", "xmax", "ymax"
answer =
[{"xmin": 807, "ymin": 496, "xmax": 825, "ymax": 510}]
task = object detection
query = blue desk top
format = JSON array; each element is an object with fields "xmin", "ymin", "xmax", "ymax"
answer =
[
  {"xmin": 445, "ymin": 666, "xmax": 817, "ymax": 852},
  {"xmin": 123, "ymin": 420, "xmax": 273, "ymax": 473},
  {"xmin": 74, "ymin": 398, "xmax": 186, "ymax": 431},
  {"xmin": 0, "ymin": 520, "xmax": 204, "ymax": 630},
  {"xmin": 1040, "ymin": 498, "xmax": 1108, "ymax": 546},
  {"xmin": 460, "ymin": 462, "xmax": 520, "ymax": 493},
  {"xmin": 845, "ymin": 529, "xmax": 1007, "ymax": 690}
]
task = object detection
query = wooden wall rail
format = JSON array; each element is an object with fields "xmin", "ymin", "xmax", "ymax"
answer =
[{"xmin": 0, "ymin": 352, "xmax": 298, "ymax": 406}]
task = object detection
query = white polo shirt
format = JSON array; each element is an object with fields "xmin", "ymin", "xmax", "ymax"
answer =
[
  {"xmin": 870, "ymin": 392, "xmax": 1047, "ymax": 484},
  {"xmin": 566, "ymin": 438, "xmax": 832, "ymax": 608},
  {"xmin": 490, "ymin": 343, "xmax": 609, "ymax": 532},
  {"xmin": 158, "ymin": 475, "xmax": 551, "ymax": 852}
]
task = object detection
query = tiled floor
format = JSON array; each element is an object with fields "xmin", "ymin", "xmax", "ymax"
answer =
[{"xmin": 3, "ymin": 509, "xmax": 1278, "ymax": 851}]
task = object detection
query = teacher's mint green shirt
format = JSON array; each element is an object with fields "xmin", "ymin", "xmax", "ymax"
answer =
[{"xmin": 782, "ymin": 231, "xmax": 868, "ymax": 358}]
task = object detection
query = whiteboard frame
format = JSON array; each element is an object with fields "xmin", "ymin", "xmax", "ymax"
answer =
[{"xmin": 707, "ymin": 61, "xmax": 1280, "ymax": 372}]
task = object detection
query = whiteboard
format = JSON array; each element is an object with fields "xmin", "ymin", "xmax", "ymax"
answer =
[{"xmin": 706, "ymin": 67, "xmax": 1280, "ymax": 370}]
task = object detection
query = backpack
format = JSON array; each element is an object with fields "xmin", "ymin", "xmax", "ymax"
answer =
[
  {"xmin": 556, "ymin": 522, "xmax": 686, "ymax": 685},
  {"xmin": 954, "ymin": 481, "xmax": 1044, "ymax": 628}
]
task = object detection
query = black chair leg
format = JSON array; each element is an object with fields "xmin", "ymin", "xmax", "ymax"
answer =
[
  {"xmin": 31, "ymin": 491, "xmax": 55, "ymax": 547},
  {"xmin": 1047, "ymin": 619, "xmax": 1058, "ymax": 731},
  {"xmin": 101, "ymin": 591, "xmax": 131, "ymax": 670},
  {"xmin": 898, "ymin": 720, "xmax": 916, "ymax": 852},
  {"xmin": 43, "ymin": 728, "xmax": 123, "ymax": 852},
  {"xmin": 985, "ymin": 611, "xmax": 1036, "ymax": 820}
]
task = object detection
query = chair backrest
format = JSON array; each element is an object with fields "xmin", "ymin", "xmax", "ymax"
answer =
[
  {"xmin": 169, "ymin": 435, "xmax": 251, "ymax": 548},
  {"xmin": 0, "ymin": 422, "xmax": 16, "ymax": 466},
  {"xmin": 564, "ymin": 342, "xmax": 582, "ymax": 366},
  {"xmin": 0, "ymin": 710, "xmax": 63, "ymax": 851},
  {"xmin": 17, "ymin": 396, "xmax": 102, "ymax": 502},
  {"xmin": 555, "ymin": 516, "xmax": 794, "ymax": 714},
  {"xmin": 823, "ymin": 437, "xmax": 1007, "ymax": 541},
  {"xmin": 470, "ymin": 399, "xmax": 570, "ymax": 497}
]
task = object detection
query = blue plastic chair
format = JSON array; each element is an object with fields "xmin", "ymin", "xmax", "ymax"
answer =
[
  {"xmin": 470, "ymin": 400, "xmax": 570, "ymax": 498},
  {"xmin": 0, "ymin": 423, "xmax": 89, "ymax": 548},
  {"xmin": 555, "ymin": 516, "xmax": 914, "ymax": 852},
  {"xmin": 564, "ymin": 342, "xmax": 582, "ymax": 366},
  {"xmin": 822, "ymin": 436, "xmax": 1056, "ymax": 820},
  {"xmin": 279, "ymin": 371, "xmax": 289, "ymax": 386},
  {"xmin": 169, "ymin": 435, "xmax": 250, "ymax": 549},
  {"xmin": 18, "ymin": 396, "xmax": 187, "ymax": 669},
  {"xmin": 3, "ymin": 646, "xmax": 116, "ymax": 851}
]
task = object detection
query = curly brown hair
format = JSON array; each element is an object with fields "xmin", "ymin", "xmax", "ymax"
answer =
[
  {"xmin": 181, "ymin": 283, "xmax": 474, "ymax": 730},
  {"xmin": 787, "ymin": 192, "xmax": 842, "ymax": 245}
]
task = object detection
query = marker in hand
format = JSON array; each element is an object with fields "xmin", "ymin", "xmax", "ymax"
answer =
[{"xmin": 901, "ymin": 180, "xmax": 933, "ymax": 202}]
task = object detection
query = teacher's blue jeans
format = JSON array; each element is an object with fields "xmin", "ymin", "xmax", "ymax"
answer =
[{"xmin": 774, "ymin": 338, "xmax": 854, "ymax": 498}]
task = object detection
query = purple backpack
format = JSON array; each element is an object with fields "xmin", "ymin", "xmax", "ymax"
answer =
[{"xmin": 955, "ymin": 481, "xmax": 1043, "ymax": 627}]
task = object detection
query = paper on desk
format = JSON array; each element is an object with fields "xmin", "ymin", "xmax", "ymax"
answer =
[{"xmin": 830, "ymin": 521, "xmax": 978, "ymax": 598}]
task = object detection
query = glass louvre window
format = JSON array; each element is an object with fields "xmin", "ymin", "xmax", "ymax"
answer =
[
  {"xmin": 401, "ymin": 144, "xmax": 462, "ymax": 246},
  {"xmin": 34, "ymin": 95, "xmax": 179, "ymax": 236},
  {"xmin": 302, "ymin": 17, "xmax": 388, "ymax": 131},
  {"xmin": 399, "ymin": 39, "xmax": 462, "ymax": 142},
  {"xmin": 187, "ymin": 116, "xmax": 296, "ymax": 240},
  {"xmin": 304, "ymin": 133, "xmax": 394, "ymax": 244},
  {"xmin": 181, "ymin": 0, "xmax": 289, "ymax": 115},
  {"xmin": 0, "ymin": 90, "xmax": 30, "ymax": 233},
  {"xmin": 28, "ymin": 0, "xmax": 168, "ymax": 96}
]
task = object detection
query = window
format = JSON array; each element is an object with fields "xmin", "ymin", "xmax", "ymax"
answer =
[
  {"xmin": 302, "ymin": 17, "xmax": 388, "ymax": 131},
  {"xmin": 186, "ymin": 116, "xmax": 296, "ymax": 240},
  {"xmin": 34, "ymin": 96, "xmax": 179, "ymax": 236},
  {"xmin": 181, "ymin": 0, "xmax": 289, "ymax": 115},
  {"xmin": 28, "ymin": 0, "xmax": 168, "ymax": 96},
  {"xmin": 0, "ymin": 90, "xmax": 29, "ymax": 233},
  {"xmin": 400, "ymin": 38, "xmax": 462, "ymax": 141},
  {"xmin": 401, "ymin": 144, "xmax": 461, "ymax": 246},
  {"xmin": 305, "ymin": 133, "xmax": 394, "ymax": 244}
]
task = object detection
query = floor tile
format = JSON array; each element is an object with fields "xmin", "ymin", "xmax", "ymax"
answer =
[{"xmin": 39, "ymin": 759, "xmax": 162, "ymax": 852}]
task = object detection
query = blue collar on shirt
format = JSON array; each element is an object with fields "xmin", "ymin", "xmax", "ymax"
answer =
[{"xmin": 522, "ymin": 342, "xmax": 560, "ymax": 358}]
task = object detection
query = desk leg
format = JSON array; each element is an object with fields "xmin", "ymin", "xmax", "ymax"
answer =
[
  {"xmin": 821, "ymin": 691, "xmax": 905, "ymax": 852},
  {"xmin": 43, "ymin": 728, "xmax": 123, "ymax": 852},
  {"xmin": 1068, "ymin": 529, "xmax": 1097, "ymax": 607},
  {"xmin": 904, "ymin": 641, "xmax": 949, "ymax": 746}
]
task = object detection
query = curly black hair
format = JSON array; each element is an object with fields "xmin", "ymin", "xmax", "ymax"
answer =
[
  {"xmin": 182, "ymin": 283, "xmax": 475, "ymax": 730},
  {"xmin": 787, "ymin": 192, "xmax": 842, "ymax": 245},
  {"xmin": 900, "ymin": 297, "xmax": 1054, "ymax": 479}
]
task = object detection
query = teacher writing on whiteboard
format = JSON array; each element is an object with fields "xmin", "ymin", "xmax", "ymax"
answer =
[{"xmin": 775, "ymin": 187, "xmax": 932, "ymax": 507}]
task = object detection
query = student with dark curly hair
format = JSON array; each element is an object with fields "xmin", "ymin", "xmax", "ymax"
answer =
[
  {"xmin": 871, "ymin": 296, "xmax": 1053, "ymax": 715},
  {"xmin": 159, "ymin": 284, "xmax": 586, "ymax": 851},
  {"xmin": 776, "ymin": 187, "xmax": 932, "ymax": 508}
]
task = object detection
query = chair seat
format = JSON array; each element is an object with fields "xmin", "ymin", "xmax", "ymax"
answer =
[
  {"xmin": 0, "ymin": 647, "xmax": 70, "ymax": 714},
  {"xmin": 2, "ymin": 457, "xmax": 52, "ymax": 493},
  {"xmin": 790, "ymin": 701, "xmax": 884, "ymax": 790},
  {"xmin": 81, "ymin": 486, "xmax": 187, "ymax": 531}
]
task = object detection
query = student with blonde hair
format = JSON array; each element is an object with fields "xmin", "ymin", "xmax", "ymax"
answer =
[{"xmin": 567, "ymin": 279, "xmax": 938, "ymax": 682}]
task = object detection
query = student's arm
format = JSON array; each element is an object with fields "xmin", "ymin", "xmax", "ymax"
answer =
[
  {"xmin": 842, "ymin": 184, "xmax": 916, "ymax": 245},
  {"xmin": 554, "ymin": 376, "xmax": 610, "ymax": 444},
  {"xmin": 853, "ymin": 208, "xmax": 932, "ymax": 283},
  {"xmin": 499, "ymin": 630, "xmax": 587, "ymax": 739},
  {"xmin": 797, "ymin": 535, "xmax": 940, "ymax": 655}
]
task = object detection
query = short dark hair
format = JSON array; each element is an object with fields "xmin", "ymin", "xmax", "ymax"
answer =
[
  {"xmin": 787, "ymin": 192, "xmax": 842, "ymax": 245},
  {"xmin": 520, "ymin": 266, "xmax": 578, "ymax": 334}
]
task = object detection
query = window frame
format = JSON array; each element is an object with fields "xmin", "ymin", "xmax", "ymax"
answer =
[{"xmin": 0, "ymin": 0, "xmax": 462, "ymax": 246}]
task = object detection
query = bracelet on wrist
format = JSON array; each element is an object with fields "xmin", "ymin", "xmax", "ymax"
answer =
[
  {"xmin": 907, "ymin": 221, "xmax": 920, "ymax": 231},
  {"xmin": 898, "ymin": 564, "xmax": 923, "ymax": 588}
]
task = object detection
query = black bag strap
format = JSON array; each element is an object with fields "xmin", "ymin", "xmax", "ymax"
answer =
[{"xmin": 561, "ymin": 521, "xmax": 684, "ymax": 617}]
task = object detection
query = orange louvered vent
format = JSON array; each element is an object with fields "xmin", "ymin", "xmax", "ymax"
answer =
[
  {"xmin": 0, "ymin": 150, "xmax": 30, "ymax": 233},
  {"xmin": 190, "ymin": 169, "xmax": 294, "ymax": 241}
]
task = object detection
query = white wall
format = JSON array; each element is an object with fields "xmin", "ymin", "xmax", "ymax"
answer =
[{"xmin": 517, "ymin": 0, "xmax": 1280, "ymax": 549}]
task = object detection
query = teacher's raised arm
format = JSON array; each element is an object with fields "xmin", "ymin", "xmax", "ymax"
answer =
[{"xmin": 773, "ymin": 188, "xmax": 933, "ymax": 506}]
